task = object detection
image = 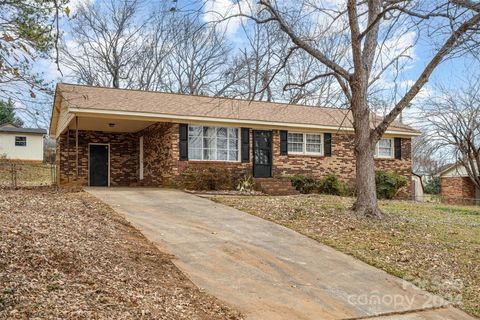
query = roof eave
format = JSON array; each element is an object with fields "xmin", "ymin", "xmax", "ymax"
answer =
[
  {"xmin": 68, "ymin": 107, "xmax": 421, "ymax": 137},
  {"xmin": 49, "ymin": 84, "xmax": 63, "ymax": 138}
]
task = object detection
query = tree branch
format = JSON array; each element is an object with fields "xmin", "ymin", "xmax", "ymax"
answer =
[{"xmin": 373, "ymin": 12, "xmax": 480, "ymax": 140}]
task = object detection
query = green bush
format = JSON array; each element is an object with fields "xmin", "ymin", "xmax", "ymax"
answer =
[
  {"xmin": 317, "ymin": 174, "xmax": 347, "ymax": 196},
  {"xmin": 424, "ymin": 176, "xmax": 440, "ymax": 194},
  {"xmin": 178, "ymin": 166, "xmax": 233, "ymax": 190},
  {"xmin": 289, "ymin": 174, "xmax": 317, "ymax": 194},
  {"xmin": 375, "ymin": 171, "xmax": 408, "ymax": 199}
]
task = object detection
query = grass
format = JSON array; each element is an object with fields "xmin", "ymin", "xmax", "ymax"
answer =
[
  {"xmin": 212, "ymin": 194, "xmax": 480, "ymax": 317},
  {"xmin": 0, "ymin": 161, "xmax": 53, "ymax": 186}
]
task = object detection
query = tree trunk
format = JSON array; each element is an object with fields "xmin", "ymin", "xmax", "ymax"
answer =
[
  {"xmin": 351, "ymin": 82, "xmax": 383, "ymax": 218},
  {"xmin": 352, "ymin": 133, "xmax": 382, "ymax": 218}
]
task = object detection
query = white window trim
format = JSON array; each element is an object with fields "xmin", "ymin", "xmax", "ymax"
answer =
[
  {"xmin": 188, "ymin": 125, "xmax": 240, "ymax": 162},
  {"xmin": 375, "ymin": 138, "xmax": 394, "ymax": 159},
  {"xmin": 288, "ymin": 132, "xmax": 324, "ymax": 156}
]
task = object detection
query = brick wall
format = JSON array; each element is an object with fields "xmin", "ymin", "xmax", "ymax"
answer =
[
  {"xmin": 441, "ymin": 176, "xmax": 477, "ymax": 205},
  {"xmin": 57, "ymin": 123, "xmax": 412, "ymax": 193},
  {"xmin": 271, "ymin": 129, "xmax": 411, "ymax": 196},
  {"xmin": 139, "ymin": 122, "xmax": 178, "ymax": 186},
  {"xmin": 57, "ymin": 130, "xmax": 138, "ymax": 186}
]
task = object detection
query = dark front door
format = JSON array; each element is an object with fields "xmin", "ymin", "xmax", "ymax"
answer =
[
  {"xmin": 253, "ymin": 130, "xmax": 272, "ymax": 178},
  {"xmin": 89, "ymin": 144, "xmax": 109, "ymax": 186}
]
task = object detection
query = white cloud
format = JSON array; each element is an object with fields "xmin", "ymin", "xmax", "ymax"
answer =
[
  {"xmin": 67, "ymin": 0, "xmax": 92, "ymax": 14},
  {"xmin": 203, "ymin": 0, "xmax": 253, "ymax": 36}
]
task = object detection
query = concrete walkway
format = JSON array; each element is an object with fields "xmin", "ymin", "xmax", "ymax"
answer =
[{"xmin": 86, "ymin": 188, "xmax": 475, "ymax": 320}]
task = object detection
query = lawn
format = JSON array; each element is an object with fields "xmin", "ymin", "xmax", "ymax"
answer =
[
  {"xmin": 0, "ymin": 189, "xmax": 242, "ymax": 319},
  {"xmin": 213, "ymin": 194, "xmax": 480, "ymax": 317},
  {"xmin": 0, "ymin": 162, "xmax": 53, "ymax": 187}
]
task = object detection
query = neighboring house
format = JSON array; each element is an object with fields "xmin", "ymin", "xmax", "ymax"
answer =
[
  {"xmin": 439, "ymin": 163, "xmax": 480, "ymax": 205},
  {"xmin": 49, "ymin": 83, "xmax": 420, "ymax": 193},
  {"xmin": 0, "ymin": 123, "xmax": 46, "ymax": 162}
]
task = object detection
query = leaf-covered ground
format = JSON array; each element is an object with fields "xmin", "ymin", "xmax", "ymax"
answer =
[
  {"xmin": 0, "ymin": 189, "xmax": 242, "ymax": 319},
  {"xmin": 213, "ymin": 194, "xmax": 480, "ymax": 317}
]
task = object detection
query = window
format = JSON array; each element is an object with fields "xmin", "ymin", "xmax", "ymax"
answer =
[
  {"xmin": 188, "ymin": 125, "xmax": 239, "ymax": 161},
  {"xmin": 287, "ymin": 133, "xmax": 304, "ymax": 153},
  {"xmin": 375, "ymin": 138, "xmax": 393, "ymax": 158},
  {"xmin": 15, "ymin": 136, "xmax": 26, "ymax": 146},
  {"xmin": 287, "ymin": 132, "xmax": 323, "ymax": 155}
]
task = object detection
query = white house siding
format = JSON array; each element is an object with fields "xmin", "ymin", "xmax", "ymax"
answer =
[{"xmin": 0, "ymin": 133, "xmax": 44, "ymax": 161}]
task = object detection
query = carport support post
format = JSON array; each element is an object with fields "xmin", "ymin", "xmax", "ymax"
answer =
[
  {"xmin": 75, "ymin": 116, "xmax": 79, "ymax": 179},
  {"xmin": 66, "ymin": 125, "xmax": 70, "ymax": 183}
]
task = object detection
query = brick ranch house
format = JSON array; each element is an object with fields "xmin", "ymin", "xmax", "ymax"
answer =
[
  {"xmin": 439, "ymin": 163, "xmax": 480, "ymax": 205},
  {"xmin": 49, "ymin": 83, "xmax": 420, "ymax": 194}
]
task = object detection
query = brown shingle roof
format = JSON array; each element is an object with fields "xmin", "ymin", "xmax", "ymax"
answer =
[{"xmin": 56, "ymin": 83, "xmax": 420, "ymax": 135}]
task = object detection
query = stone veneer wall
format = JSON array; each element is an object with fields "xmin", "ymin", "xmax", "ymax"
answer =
[
  {"xmin": 440, "ymin": 176, "xmax": 477, "ymax": 205},
  {"xmin": 57, "ymin": 130, "xmax": 138, "ymax": 186},
  {"xmin": 57, "ymin": 123, "xmax": 412, "ymax": 195}
]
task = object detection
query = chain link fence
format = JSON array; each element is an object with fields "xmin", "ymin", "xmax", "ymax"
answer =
[
  {"xmin": 412, "ymin": 194, "xmax": 480, "ymax": 206},
  {"xmin": 0, "ymin": 160, "xmax": 57, "ymax": 188}
]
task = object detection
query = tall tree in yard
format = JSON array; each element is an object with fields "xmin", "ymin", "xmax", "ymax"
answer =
[
  {"xmin": 0, "ymin": 99, "xmax": 24, "ymax": 127},
  {"xmin": 215, "ymin": 0, "xmax": 480, "ymax": 217},
  {"xmin": 61, "ymin": 0, "xmax": 146, "ymax": 88},
  {"xmin": 422, "ymin": 80, "xmax": 480, "ymax": 191},
  {"xmin": 0, "ymin": 0, "xmax": 67, "ymax": 102}
]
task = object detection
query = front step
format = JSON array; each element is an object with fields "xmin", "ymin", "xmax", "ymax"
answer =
[{"xmin": 254, "ymin": 178, "xmax": 299, "ymax": 196}]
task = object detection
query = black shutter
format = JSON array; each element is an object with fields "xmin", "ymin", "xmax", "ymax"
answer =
[
  {"xmin": 179, "ymin": 124, "xmax": 188, "ymax": 160},
  {"xmin": 394, "ymin": 138, "xmax": 402, "ymax": 160},
  {"xmin": 280, "ymin": 130, "xmax": 288, "ymax": 155},
  {"xmin": 241, "ymin": 128, "xmax": 250, "ymax": 162},
  {"xmin": 324, "ymin": 133, "xmax": 332, "ymax": 156}
]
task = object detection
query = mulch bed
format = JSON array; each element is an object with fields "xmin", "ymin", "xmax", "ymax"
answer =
[{"xmin": 0, "ymin": 189, "xmax": 242, "ymax": 319}]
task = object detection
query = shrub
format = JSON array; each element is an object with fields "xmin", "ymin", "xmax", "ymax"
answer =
[
  {"xmin": 424, "ymin": 176, "xmax": 440, "ymax": 194},
  {"xmin": 317, "ymin": 174, "xmax": 347, "ymax": 196},
  {"xmin": 178, "ymin": 166, "xmax": 233, "ymax": 190},
  {"xmin": 375, "ymin": 171, "xmax": 408, "ymax": 199},
  {"xmin": 236, "ymin": 175, "xmax": 255, "ymax": 193},
  {"xmin": 289, "ymin": 174, "xmax": 317, "ymax": 194}
]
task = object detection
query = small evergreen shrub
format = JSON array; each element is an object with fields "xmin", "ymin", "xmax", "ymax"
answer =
[
  {"xmin": 375, "ymin": 171, "xmax": 408, "ymax": 199},
  {"xmin": 178, "ymin": 166, "xmax": 233, "ymax": 190},
  {"xmin": 289, "ymin": 175, "xmax": 317, "ymax": 194},
  {"xmin": 424, "ymin": 176, "xmax": 440, "ymax": 194},
  {"xmin": 317, "ymin": 174, "xmax": 347, "ymax": 196}
]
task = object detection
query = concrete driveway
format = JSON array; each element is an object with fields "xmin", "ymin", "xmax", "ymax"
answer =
[{"xmin": 87, "ymin": 188, "xmax": 475, "ymax": 320}]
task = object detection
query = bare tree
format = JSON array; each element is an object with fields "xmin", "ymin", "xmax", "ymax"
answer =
[
  {"xmin": 213, "ymin": 0, "xmax": 480, "ymax": 217},
  {"xmin": 127, "ymin": 9, "xmax": 172, "ymax": 91},
  {"xmin": 422, "ymin": 81, "xmax": 480, "ymax": 189},
  {"xmin": 164, "ymin": 16, "xmax": 233, "ymax": 95},
  {"xmin": 62, "ymin": 0, "xmax": 146, "ymax": 88},
  {"xmin": 411, "ymin": 133, "xmax": 446, "ymax": 176}
]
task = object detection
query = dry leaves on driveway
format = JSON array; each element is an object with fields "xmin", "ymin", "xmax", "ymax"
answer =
[{"xmin": 0, "ymin": 188, "xmax": 242, "ymax": 320}]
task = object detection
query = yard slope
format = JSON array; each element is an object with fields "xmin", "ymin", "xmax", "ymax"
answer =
[
  {"xmin": 0, "ymin": 189, "xmax": 242, "ymax": 319},
  {"xmin": 213, "ymin": 194, "xmax": 480, "ymax": 317}
]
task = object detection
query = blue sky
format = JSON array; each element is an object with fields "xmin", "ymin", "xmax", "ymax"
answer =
[{"xmin": 29, "ymin": 0, "xmax": 479, "ymax": 129}]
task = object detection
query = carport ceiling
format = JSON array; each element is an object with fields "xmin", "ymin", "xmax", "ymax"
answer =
[{"xmin": 69, "ymin": 116, "xmax": 155, "ymax": 133}]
